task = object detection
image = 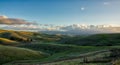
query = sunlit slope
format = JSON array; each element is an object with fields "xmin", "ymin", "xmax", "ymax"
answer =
[
  {"xmin": 0, "ymin": 38, "xmax": 18, "ymax": 45},
  {"xmin": 0, "ymin": 45, "xmax": 47, "ymax": 64},
  {"xmin": 0, "ymin": 29, "xmax": 65, "ymax": 44},
  {"xmin": 0, "ymin": 29, "xmax": 34, "ymax": 42}
]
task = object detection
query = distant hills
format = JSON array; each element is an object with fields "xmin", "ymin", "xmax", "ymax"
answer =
[
  {"xmin": 60, "ymin": 33, "xmax": 120, "ymax": 46},
  {"xmin": 0, "ymin": 29, "xmax": 64, "ymax": 45}
]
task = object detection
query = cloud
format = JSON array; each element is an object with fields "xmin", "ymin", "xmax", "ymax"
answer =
[{"xmin": 0, "ymin": 15, "xmax": 8, "ymax": 19}]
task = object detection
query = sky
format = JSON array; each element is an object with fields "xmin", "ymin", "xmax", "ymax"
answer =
[{"xmin": 0, "ymin": 0, "xmax": 120, "ymax": 25}]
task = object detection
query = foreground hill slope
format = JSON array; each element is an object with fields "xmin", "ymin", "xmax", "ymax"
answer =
[{"xmin": 0, "ymin": 45, "xmax": 47, "ymax": 64}]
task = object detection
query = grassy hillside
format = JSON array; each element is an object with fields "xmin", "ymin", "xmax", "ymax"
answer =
[
  {"xmin": 0, "ymin": 29, "xmax": 34, "ymax": 42},
  {"xmin": 18, "ymin": 43, "xmax": 112, "ymax": 62},
  {"xmin": 0, "ymin": 38, "xmax": 18, "ymax": 45},
  {"xmin": 60, "ymin": 33, "xmax": 120, "ymax": 46},
  {"xmin": 0, "ymin": 29, "xmax": 66, "ymax": 45},
  {"xmin": 0, "ymin": 45, "xmax": 47, "ymax": 64},
  {"xmin": 8, "ymin": 46, "xmax": 120, "ymax": 65}
]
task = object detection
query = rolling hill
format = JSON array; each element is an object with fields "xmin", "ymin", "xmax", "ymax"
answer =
[
  {"xmin": 60, "ymin": 33, "xmax": 120, "ymax": 46},
  {"xmin": 0, "ymin": 29, "xmax": 66, "ymax": 45},
  {"xmin": 0, "ymin": 29, "xmax": 120, "ymax": 65},
  {"xmin": 0, "ymin": 45, "xmax": 47, "ymax": 64},
  {"xmin": 0, "ymin": 38, "xmax": 18, "ymax": 45},
  {"xmin": 0, "ymin": 29, "xmax": 34, "ymax": 44}
]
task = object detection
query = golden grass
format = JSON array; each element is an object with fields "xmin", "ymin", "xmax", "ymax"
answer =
[
  {"xmin": 0, "ymin": 29, "xmax": 35, "ymax": 42},
  {"xmin": 0, "ymin": 45, "xmax": 47, "ymax": 64},
  {"xmin": 0, "ymin": 38, "xmax": 18, "ymax": 45}
]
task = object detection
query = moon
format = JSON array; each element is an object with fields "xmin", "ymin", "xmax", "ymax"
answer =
[
  {"xmin": 103, "ymin": 2, "xmax": 110, "ymax": 5},
  {"xmin": 81, "ymin": 7, "xmax": 85, "ymax": 11}
]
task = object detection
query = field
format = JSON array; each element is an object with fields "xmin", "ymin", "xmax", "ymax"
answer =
[{"xmin": 4, "ymin": 44, "xmax": 120, "ymax": 65}]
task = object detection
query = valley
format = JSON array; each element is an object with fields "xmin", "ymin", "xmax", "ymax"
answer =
[{"xmin": 0, "ymin": 29, "xmax": 120, "ymax": 65}]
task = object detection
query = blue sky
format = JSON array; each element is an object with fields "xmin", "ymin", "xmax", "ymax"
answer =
[{"xmin": 0, "ymin": 0, "xmax": 120, "ymax": 25}]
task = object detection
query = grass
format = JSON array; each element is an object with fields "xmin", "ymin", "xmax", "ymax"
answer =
[
  {"xmin": 0, "ymin": 38, "xmax": 18, "ymax": 45},
  {"xmin": 0, "ymin": 29, "xmax": 36, "ymax": 44},
  {"xmin": 0, "ymin": 29, "xmax": 66, "ymax": 44},
  {"xmin": 0, "ymin": 45, "xmax": 47, "ymax": 64},
  {"xmin": 60, "ymin": 33, "xmax": 120, "ymax": 46},
  {"xmin": 18, "ymin": 43, "xmax": 113, "ymax": 63},
  {"xmin": 43, "ymin": 62, "xmax": 111, "ymax": 65},
  {"xmin": 19, "ymin": 43, "xmax": 110, "ymax": 54},
  {"xmin": 2, "ymin": 43, "xmax": 120, "ymax": 65},
  {"xmin": 0, "ymin": 29, "xmax": 120, "ymax": 65}
]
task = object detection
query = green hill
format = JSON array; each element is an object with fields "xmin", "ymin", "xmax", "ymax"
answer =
[
  {"xmin": 60, "ymin": 33, "xmax": 120, "ymax": 46},
  {"xmin": 18, "ymin": 43, "xmax": 111, "ymax": 62},
  {"xmin": 0, "ymin": 45, "xmax": 47, "ymax": 64}
]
